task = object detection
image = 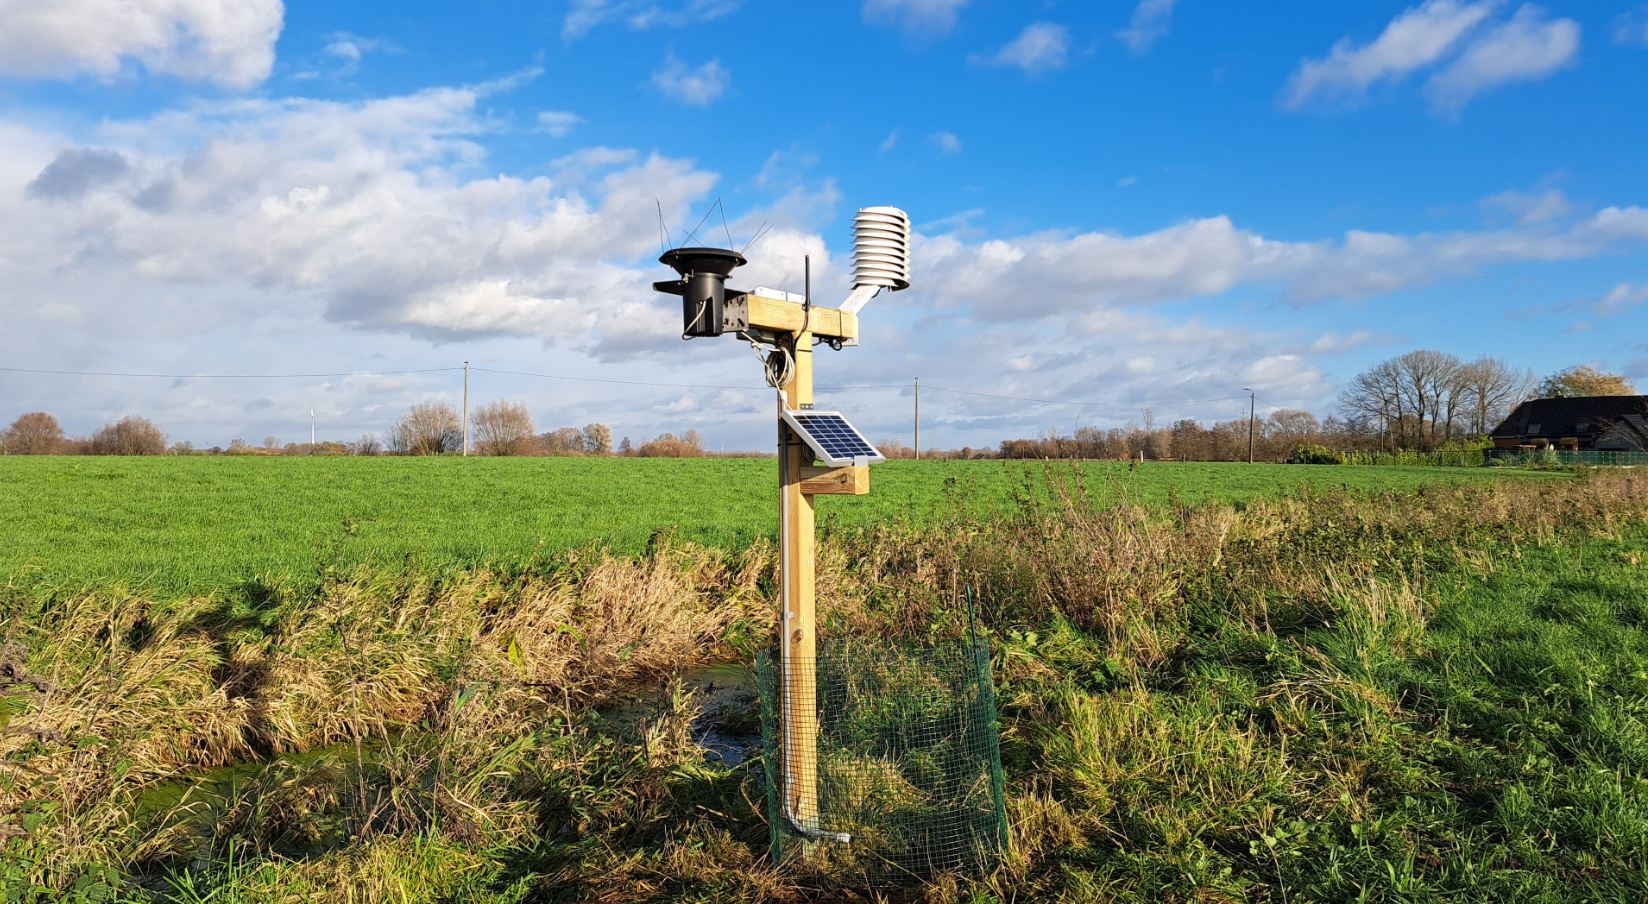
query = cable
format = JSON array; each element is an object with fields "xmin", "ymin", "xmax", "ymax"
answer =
[
  {"xmin": 920, "ymin": 384, "xmax": 1248, "ymax": 409},
  {"xmin": 0, "ymin": 365, "xmax": 462, "ymax": 379},
  {"xmin": 0, "ymin": 363, "xmax": 1260, "ymax": 413},
  {"xmin": 472, "ymin": 367, "xmax": 757, "ymax": 392}
]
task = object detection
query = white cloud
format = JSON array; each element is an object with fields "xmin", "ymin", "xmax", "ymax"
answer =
[
  {"xmin": 537, "ymin": 110, "xmax": 585, "ymax": 137},
  {"xmin": 313, "ymin": 32, "xmax": 399, "ymax": 79},
  {"xmin": 1424, "ymin": 5, "xmax": 1579, "ymax": 116},
  {"xmin": 0, "ymin": 80, "xmax": 727, "ymax": 355},
  {"xmin": 562, "ymin": 0, "xmax": 741, "ymax": 40},
  {"xmin": 753, "ymin": 147, "xmax": 820, "ymax": 191},
  {"xmin": 1614, "ymin": 6, "xmax": 1648, "ymax": 46},
  {"xmin": 862, "ymin": 0, "xmax": 970, "ymax": 36},
  {"xmin": 0, "ymin": 0, "xmax": 283, "ymax": 88},
  {"xmin": 652, "ymin": 52, "xmax": 729, "ymax": 107},
  {"xmin": 1479, "ymin": 186, "xmax": 1571, "ymax": 224},
  {"xmin": 1284, "ymin": 0, "xmax": 1499, "ymax": 108},
  {"xmin": 1118, "ymin": 175, "xmax": 1137, "ymax": 188},
  {"xmin": 1284, "ymin": 1, "xmax": 1579, "ymax": 116},
  {"xmin": 1597, "ymin": 282, "xmax": 1648, "ymax": 317},
  {"xmin": 976, "ymin": 22, "xmax": 1070, "ymax": 75},
  {"xmin": 913, "ymin": 206, "xmax": 1648, "ymax": 320},
  {"xmin": 930, "ymin": 131, "xmax": 963, "ymax": 155},
  {"xmin": 878, "ymin": 129, "xmax": 899, "ymax": 153},
  {"xmin": 1116, "ymin": 0, "xmax": 1179, "ymax": 55}
]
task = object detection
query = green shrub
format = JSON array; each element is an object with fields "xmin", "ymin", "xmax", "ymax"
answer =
[{"xmin": 1289, "ymin": 443, "xmax": 1342, "ymax": 464}]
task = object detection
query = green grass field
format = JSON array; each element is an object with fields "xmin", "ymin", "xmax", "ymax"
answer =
[{"xmin": 0, "ymin": 456, "xmax": 1557, "ymax": 593}]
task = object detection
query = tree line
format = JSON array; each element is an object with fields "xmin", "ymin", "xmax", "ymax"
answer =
[
  {"xmin": 5, "ymin": 357, "xmax": 1637, "ymax": 459},
  {"xmin": 991, "ymin": 356, "xmax": 1639, "ymax": 462},
  {"xmin": 0, "ymin": 401, "xmax": 714, "ymax": 458}
]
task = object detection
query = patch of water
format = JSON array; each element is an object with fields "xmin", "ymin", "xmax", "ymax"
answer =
[{"xmin": 597, "ymin": 663, "xmax": 764, "ymax": 767}]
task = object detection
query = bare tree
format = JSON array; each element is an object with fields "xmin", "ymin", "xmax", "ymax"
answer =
[
  {"xmin": 390, "ymin": 401, "xmax": 461, "ymax": 455},
  {"xmin": 471, "ymin": 400, "xmax": 536, "ymax": 456},
  {"xmin": 1458, "ymin": 357, "xmax": 1537, "ymax": 436},
  {"xmin": 1340, "ymin": 350, "xmax": 1477, "ymax": 449},
  {"xmin": 583, "ymin": 423, "xmax": 612, "ymax": 456},
  {"xmin": 639, "ymin": 432, "xmax": 707, "ymax": 458},
  {"xmin": 90, "ymin": 416, "xmax": 167, "ymax": 455},
  {"xmin": 348, "ymin": 433, "xmax": 382, "ymax": 456},
  {"xmin": 539, "ymin": 427, "xmax": 587, "ymax": 455},
  {"xmin": 2, "ymin": 412, "xmax": 65, "ymax": 454},
  {"xmin": 1539, "ymin": 365, "xmax": 1637, "ymax": 398},
  {"xmin": 1338, "ymin": 358, "xmax": 1405, "ymax": 447}
]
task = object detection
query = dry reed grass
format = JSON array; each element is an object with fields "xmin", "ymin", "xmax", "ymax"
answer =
[{"xmin": 5, "ymin": 467, "xmax": 1648, "ymax": 899}]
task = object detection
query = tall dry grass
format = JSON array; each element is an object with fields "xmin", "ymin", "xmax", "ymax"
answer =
[{"xmin": 4, "ymin": 467, "xmax": 1648, "ymax": 898}]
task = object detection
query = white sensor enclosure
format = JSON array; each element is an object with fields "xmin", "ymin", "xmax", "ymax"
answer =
[{"xmin": 839, "ymin": 206, "xmax": 910, "ymax": 316}]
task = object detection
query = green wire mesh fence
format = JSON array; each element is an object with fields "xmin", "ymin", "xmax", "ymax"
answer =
[{"xmin": 756, "ymin": 628, "xmax": 1007, "ymax": 884}]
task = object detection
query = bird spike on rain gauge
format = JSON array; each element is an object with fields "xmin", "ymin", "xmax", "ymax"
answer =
[{"xmin": 654, "ymin": 206, "xmax": 910, "ymax": 845}]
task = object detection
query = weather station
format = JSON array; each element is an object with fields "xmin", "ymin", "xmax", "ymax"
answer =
[{"xmin": 653, "ymin": 206, "xmax": 910, "ymax": 846}]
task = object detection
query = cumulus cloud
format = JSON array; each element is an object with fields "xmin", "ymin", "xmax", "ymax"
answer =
[
  {"xmin": 0, "ymin": 0, "xmax": 283, "ymax": 88},
  {"xmin": 913, "ymin": 207, "xmax": 1648, "ymax": 320},
  {"xmin": 26, "ymin": 148, "xmax": 130, "ymax": 200},
  {"xmin": 562, "ymin": 0, "xmax": 741, "ymax": 40},
  {"xmin": 862, "ymin": 0, "xmax": 970, "ymax": 36},
  {"xmin": 1423, "ymin": 5, "xmax": 1579, "ymax": 116},
  {"xmin": 1, "ymin": 80, "xmax": 726, "ymax": 354},
  {"xmin": 1116, "ymin": 0, "xmax": 1179, "ymax": 54},
  {"xmin": 976, "ymin": 22, "xmax": 1070, "ymax": 75},
  {"xmin": 652, "ymin": 52, "xmax": 729, "ymax": 106},
  {"xmin": 930, "ymin": 131, "xmax": 963, "ymax": 155}
]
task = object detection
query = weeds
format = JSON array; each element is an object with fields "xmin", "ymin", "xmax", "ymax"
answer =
[{"xmin": 2, "ymin": 467, "xmax": 1647, "ymax": 901}]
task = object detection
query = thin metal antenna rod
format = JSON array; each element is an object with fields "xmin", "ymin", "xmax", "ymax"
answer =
[
  {"xmin": 656, "ymin": 199, "xmax": 669, "ymax": 254},
  {"xmin": 741, "ymin": 221, "xmax": 772, "ymax": 255},
  {"xmin": 680, "ymin": 199, "xmax": 721, "ymax": 248}
]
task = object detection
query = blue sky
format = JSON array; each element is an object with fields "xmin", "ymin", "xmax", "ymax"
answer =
[{"xmin": 1, "ymin": 0, "xmax": 1646, "ymax": 450}]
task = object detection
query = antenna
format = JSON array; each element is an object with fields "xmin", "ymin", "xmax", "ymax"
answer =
[{"xmin": 679, "ymin": 199, "xmax": 721, "ymax": 249}]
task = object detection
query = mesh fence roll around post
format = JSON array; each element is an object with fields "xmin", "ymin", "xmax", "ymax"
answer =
[{"xmin": 756, "ymin": 628, "xmax": 1008, "ymax": 884}]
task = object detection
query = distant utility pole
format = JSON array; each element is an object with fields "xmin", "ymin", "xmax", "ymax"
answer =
[
  {"xmin": 1243, "ymin": 387, "xmax": 1255, "ymax": 464},
  {"xmin": 462, "ymin": 361, "xmax": 470, "ymax": 457},
  {"xmin": 310, "ymin": 405, "xmax": 315, "ymax": 447},
  {"xmin": 913, "ymin": 377, "xmax": 920, "ymax": 461}
]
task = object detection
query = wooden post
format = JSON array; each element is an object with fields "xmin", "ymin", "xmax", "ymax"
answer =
[{"xmin": 779, "ymin": 330, "xmax": 819, "ymax": 830}]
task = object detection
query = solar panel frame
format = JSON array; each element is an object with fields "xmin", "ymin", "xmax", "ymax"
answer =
[{"xmin": 781, "ymin": 409, "xmax": 887, "ymax": 467}]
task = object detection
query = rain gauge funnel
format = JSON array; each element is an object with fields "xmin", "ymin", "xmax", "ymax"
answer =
[{"xmin": 656, "ymin": 247, "xmax": 747, "ymax": 338}]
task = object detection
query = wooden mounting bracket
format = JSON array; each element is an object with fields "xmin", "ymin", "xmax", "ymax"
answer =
[
  {"xmin": 799, "ymin": 465, "xmax": 870, "ymax": 496},
  {"xmin": 734, "ymin": 295, "xmax": 858, "ymax": 342}
]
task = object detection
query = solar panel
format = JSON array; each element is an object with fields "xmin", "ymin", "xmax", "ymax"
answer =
[{"xmin": 781, "ymin": 409, "xmax": 887, "ymax": 467}]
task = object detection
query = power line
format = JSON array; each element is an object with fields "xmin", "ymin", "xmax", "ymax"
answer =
[
  {"xmin": 0, "ymin": 365, "xmax": 462, "ymax": 379},
  {"xmin": 472, "ymin": 366, "xmax": 758, "ymax": 392},
  {"xmin": 920, "ymin": 384, "xmax": 1248, "ymax": 409},
  {"xmin": 0, "ymin": 362, "xmax": 1263, "ymax": 416}
]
